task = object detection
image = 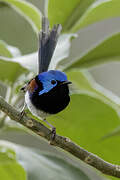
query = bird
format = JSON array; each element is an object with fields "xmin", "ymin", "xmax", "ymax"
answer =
[{"xmin": 21, "ymin": 17, "xmax": 71, "ymax": 139}]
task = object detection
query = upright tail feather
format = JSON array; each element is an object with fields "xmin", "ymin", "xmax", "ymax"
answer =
[{"xmin": 38, "ymin": 17, "xmax": 62, "ymax": 73}]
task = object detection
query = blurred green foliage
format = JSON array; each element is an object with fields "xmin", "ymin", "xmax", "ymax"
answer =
[{"xmin": 0, "ymin": 143, "xmax": 26, "ymax": 180}]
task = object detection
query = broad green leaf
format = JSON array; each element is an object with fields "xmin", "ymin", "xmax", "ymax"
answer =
[
  {"xmin": 0, "ymin": 40, "xmax": 27, "ymax": 83},
  {"xmin": 0, "ymin": 141, "xmax": 106, "ymax": 180},
  {"xmin": 66, "ymin": 71, "xmax": 120, "ymax": 167},
  {"xmin": 72, "ymin": 0, "xmax": 120, "ymax": 32},
  {"xmin": 67, "ymin": 70, "xmax": 120, "ymax": 115},
  {"xmin": 65, "ymin": 32, "xmax": 120, "ymax": 70},
  {"xmin": 0, "ymin": 40, "xmax": 13, "ymax": 57},
  {"xmin": 0, "ymin": 56, "xmax": 27, "ymax": 83},
  {"xmin": 0, "ymin": 40, "xmax": 21, "ymax": 58},
  {"xmin": 47, "ymin": 0, "xmax": 95, "ymax": 31},
  {"xmin": 100, "ymin": 125, "xmax": 120, "ymax": 141},
  {"xmin": 0, "ymin": 143, "xmax": 26, "ymax": 180},
  {"xmin": 0, "ymin": 0, "xmax": 41, "ymax": 33},
  {"xmin": 47, "ymin": 0, "xmax": 120, "ymax": 32}
]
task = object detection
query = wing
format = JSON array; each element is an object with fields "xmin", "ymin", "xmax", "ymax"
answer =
[{"xmin": 38, "ymin": 17, "xmax": 62, "ymax": 73}]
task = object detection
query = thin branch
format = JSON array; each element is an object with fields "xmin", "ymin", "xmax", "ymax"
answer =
[{"xmin": 0, "ymin": 96, "xmax": 120, "ymax": 178}]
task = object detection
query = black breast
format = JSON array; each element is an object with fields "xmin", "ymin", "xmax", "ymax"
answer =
[{"xmin": 30, "ymin": 84, "xmax": 70, "ymax": 114}]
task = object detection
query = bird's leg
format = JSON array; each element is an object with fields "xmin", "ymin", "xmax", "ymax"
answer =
[
  {"xmin": 20, "ymin": 102, "xmax": 27, "ymax": 117},
  {"xmin": 43, "ymin": 119, "xmax": 56, "ymax": 140}
]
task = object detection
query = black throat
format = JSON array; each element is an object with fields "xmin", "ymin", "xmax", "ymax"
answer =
[{"xmin": 30, "ymin": 83, "xmax": 70, "ymax": 114}]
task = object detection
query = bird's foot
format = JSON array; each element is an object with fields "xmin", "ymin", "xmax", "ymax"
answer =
[
  {"xmin": 21, "ymin": 110, "xmax": 25, "ymax": 116},
  {"xmin": 43, "ymin": 119, "xmax": 56, "ymax": 142},
  {"xmin": 20, "ymin": 110, "xmax": 26, "ymax": 120},
  {"xmin": 51, "ymin": 127, "xmax": 56, "ymax": 139},
  {"xmin": 50, "ymin": 127, "xmax": 56, "ymax": 144}
]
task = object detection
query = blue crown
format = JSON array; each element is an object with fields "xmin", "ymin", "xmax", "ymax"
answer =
[{"xmin": 37, "ymin": 70, "xmax": 68, "ymax": 95}]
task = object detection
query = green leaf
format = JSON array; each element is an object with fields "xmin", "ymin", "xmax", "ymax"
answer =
[
  {"xmin": 47, "ymin": 0, "xmax": 120, "ymax": 32},
  {"xmin": 65, "ymin": 71, "xmax": 120, "ymax": 167},
  {"xmin": 0, "ymin": 143, "xmax": 26, "ymax": 180},
  {"xmin": 0, "ymin": 41, "xmax": 26, "ymax": 83},
  {"xmin": 47, "ymin": 0, "xmax": 95, "ymax": 31},
  {"xmin": 0, "ymin": 56, "xmax": 27, "ymax": 83},
  {"xmin": 72, "ymin": 0, "xmax": 120, "ymax": 32},
  {"xmin": 65, "ymin": 32, "xmax": 120, "ymax": 70},
  {"xmin": 67, "ymin": 70, "xmax": 120, "ymax": 114},
  {"xmin": 100, "ymin": 125, "xmax": 120, "ymax": 141},
  {"xmin": 0, "ymin": 140, "xmax": 106, "ymax": 180},
  {"xmin": 0, "ymin": 40, "xmax": 21, "ymax": 58},
  {"xmin": 0, "ymin": 0, "xmax": 41, "ymax": 33},
  {"xmin": 0, "ymin": 40, "xmax": 13, "ymax": 57},
  {"xmin": 0, "ymin": 39, "xmax": 26, "ymax": 83}
]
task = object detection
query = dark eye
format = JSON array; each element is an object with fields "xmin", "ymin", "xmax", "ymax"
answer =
[{"xmin": 51, "ymin": 80, "xmax": 57, "ymax": 85}]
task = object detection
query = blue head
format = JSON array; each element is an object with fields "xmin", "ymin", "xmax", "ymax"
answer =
[
  {"xmin": 36, "ymin": 70, "xmax": 70, "ymax": 95},
  {"xmin": 27, "ymin": 70, "xmax": 71, "ymax": 114}
]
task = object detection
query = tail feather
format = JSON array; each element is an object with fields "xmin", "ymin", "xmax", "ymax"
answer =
[{"xmin": 38, "ymin": 17, "xmax": 62, "ymax": 73}]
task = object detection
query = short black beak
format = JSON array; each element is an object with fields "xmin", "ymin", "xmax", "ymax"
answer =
[{"xmin": 61, "ymin": 81, "xmax": 72, "ymax": 85}]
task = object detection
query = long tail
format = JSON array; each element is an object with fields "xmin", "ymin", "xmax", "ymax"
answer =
[{"xmin": 38, "ymin": 17, "xmax": 62, "ymax": 73}]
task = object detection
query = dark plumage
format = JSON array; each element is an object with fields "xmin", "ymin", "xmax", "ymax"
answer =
[{"xmin": 30, "ymin": 80, "xmax": 70, "ymax": 114}]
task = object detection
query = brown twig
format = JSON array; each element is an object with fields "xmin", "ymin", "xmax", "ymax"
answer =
[{"xmin": 0, "ymin": 96, "xmax": 120, "ymax": 178}]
